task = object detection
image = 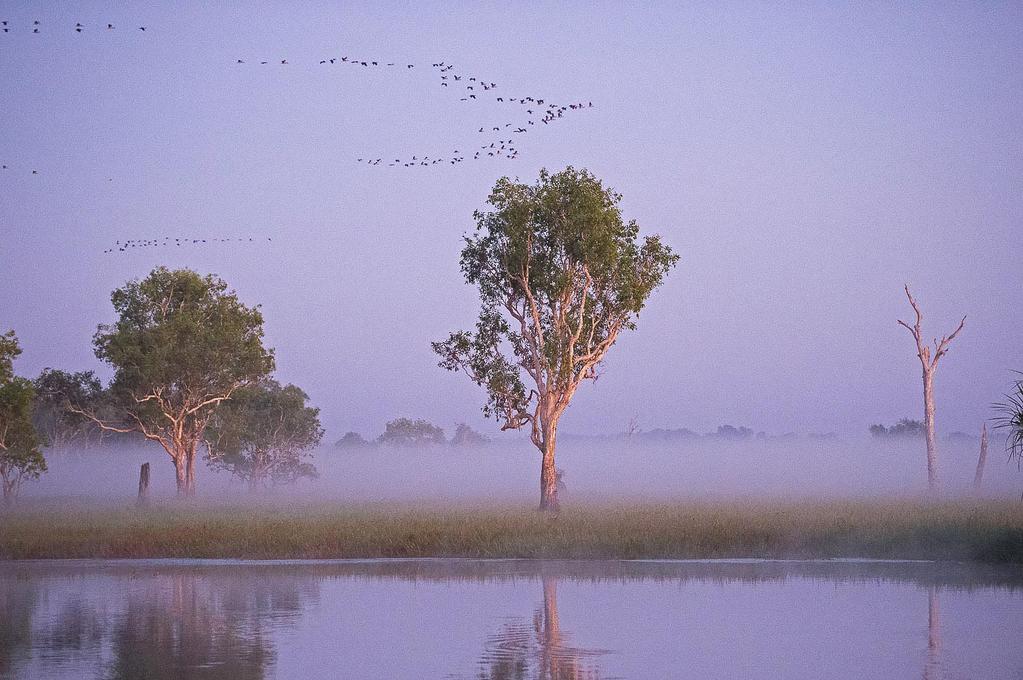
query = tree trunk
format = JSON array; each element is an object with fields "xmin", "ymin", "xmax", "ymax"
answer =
[
  {"xmin": 922, "ymin": 371, "xmax": 939, "ymax": 494},
  {"xmin": 1, "ymin": 475, "xmax": 13, "ymax": 506},
  {"xmin": 137, "ymin": 462, "xmax": 150, "ymax": 506},
  {"xmin": 973, "ymin": 423, "xmax": 988, "ymax": 493},
  {"xmin": 186, "ymin": 447, "xmax": 197, "ymax": 496},
  {"xmin": 539, "ymin": 424, "xmax": 559, "ymax": 513},
  {"xmin": 174, "ymin": 456, "xmax": 188, "ymax": 496}
]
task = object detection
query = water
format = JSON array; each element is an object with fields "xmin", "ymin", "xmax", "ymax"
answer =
[{"xmin": 1, "ymin": 559, "xmax": 1021, "ymax": 679}]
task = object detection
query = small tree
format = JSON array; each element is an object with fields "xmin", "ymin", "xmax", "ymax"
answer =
[
  {"xmin": 72, "ymin": 268, "xmax": 274, "ymax": 496},
  {"xmin": 450, "ymin": 423, "xmax": 490, "ymax": 447},
  {"xmin": 377, "ymin": 418, "xmax": 446, "ymax": 446},
  {"xmin": 205, "ymin": 378, "xmax": 324, "ymax": 490},
  {"xmin": 432, "ymin": 167, "xmax": 678, "ymax": 511},
  {"xmin": 335, "ymin": 431, "xmax": 372, "ymax": 448},
  {"xmin": 32, "ymin": 368, "xmax": 104, "ymax": 452},
  {"xmin": 897, "ymin": 285, "xmax": 965, "ymax": 494},
  {"xmin": 0, "ymin": 330, "xmax": 46, "ymax": 503}
]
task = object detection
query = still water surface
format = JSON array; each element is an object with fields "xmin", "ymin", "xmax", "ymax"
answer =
[{"xmin": 1, "ymin": 559, "xmax": 1021, "ymax": 679}]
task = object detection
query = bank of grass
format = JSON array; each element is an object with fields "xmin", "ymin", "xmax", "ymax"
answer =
[{"xmin": 1, "ymin": 499, "xmax": 1021, "ymax": 562}]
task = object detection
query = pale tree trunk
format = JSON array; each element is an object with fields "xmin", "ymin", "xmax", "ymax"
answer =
[
  {"xmin": 922, "ymin": 372, "xmax": 939, "ymax": 492},
  {"xmin": 174, "ymin": 456, "xmax": 188, "ymax": 496},
  {"xmin": 185, "ymin": 444, "xmax": 197, "ymax": 496},
  {"xmin": 539, "ymin": 420, "xmax": 560, "ymax": 513},
  {"xmin": 974, "ymin": 423, "xmax": 988, "ymax": 492}
]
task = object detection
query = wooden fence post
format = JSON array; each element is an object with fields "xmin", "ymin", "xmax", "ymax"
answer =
[{"xmin": 137, "ymin": 462, "xmax": 150, "ymax": 506}]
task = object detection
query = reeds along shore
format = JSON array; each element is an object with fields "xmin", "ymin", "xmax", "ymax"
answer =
[{"xmin": 1, "ymin": 499, "xmax": 1021, "ymax": 563}]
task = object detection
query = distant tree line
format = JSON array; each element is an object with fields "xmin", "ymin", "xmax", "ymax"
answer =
[
  {"xmin": 335, "ymin": 419, "xmax": 490, "ymax": 449},
  {"xmin": 869, "ymin": 419, "xmax": 925, "ymax": 439}
]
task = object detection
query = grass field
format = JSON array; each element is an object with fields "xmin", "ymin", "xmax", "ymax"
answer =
[{"xmin": 1, "ymin": 499, "xmax": 1021, "ymax": 562}]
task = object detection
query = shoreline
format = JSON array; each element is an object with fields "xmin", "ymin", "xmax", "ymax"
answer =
[{"xmin": 2, "ymin": 499, "xmax": 1021, "ymax": 563}]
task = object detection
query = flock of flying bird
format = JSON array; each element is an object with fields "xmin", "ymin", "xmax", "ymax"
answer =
[
  {"xmin": 4, "ymin": 25, "xmax": 594, "ymax": 252},
  {"xmin": 233, "ymin": 55, "xmax": 593, "ymax": 168},
  {"xmin": 0, "ymin": 20, "xmax": 147, "ymax": 32},
  {"xmin": 1, "ymin": 20, "xmax": 143, "ymax": 179},
  {"xmin": 102, "ymin": 237, "xmax": 272, "ymax": 254}
]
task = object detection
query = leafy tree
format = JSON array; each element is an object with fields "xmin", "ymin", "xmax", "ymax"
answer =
[
  {"xmin": 450, "ymin": 423, "xmax": 490, "ymax": 447},
  {"xmin": 73, "ymin": 268, "xmax": 274, "ymax": 496},
  {"xmin": 205, "ymin": 378, "xmax": 323, "ymax": 489},
  {"xmin": 31, "ymin": 369, "xmax": 104, "ymax": 452},
  {"xmin": 0, "ymin": 330, "xmax": 46, "ymax": 503},
  {"xmin": 432, "ymin": 167, "xmax": 678, "ymax": 511},
  {"xmin": 377, "ymin": 418, "xmax": 446, "ymax": 446},
  {"xmin": 335, "ymin": 431, "xmax": 372, "ymax": 448}
]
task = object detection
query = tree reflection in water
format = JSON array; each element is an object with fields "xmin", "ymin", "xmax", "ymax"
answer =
[
  {"xmin": 923, "ymin": 587, "xmax": 943, "ymax": 680},
  {"xmin": 0, "ymin": 570, "xmax": 316, "ymax": 680},
  {"xmin": 477, "ymin": 577, "xmax": 607, "ymax": 680},
  {"xmin": 0, "ymin": 576, "xmax": 37, "ymax": 678}
]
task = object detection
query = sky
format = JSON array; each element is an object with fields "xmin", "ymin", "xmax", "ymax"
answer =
[{"xmin": 1, "ymin": 1, "xmax": 1021, "ymax": 441}]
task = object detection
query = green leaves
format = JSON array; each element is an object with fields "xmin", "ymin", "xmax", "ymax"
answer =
[
  {"xmin": 435, "ymin": 167, "xmax": 678, "ymax": 434},
  {"xmin": 0, "ymin": 330, "xmax": 46, "ymax": 498},
  {"xmin": 206, "ymin": 378, "xmax": 324, "ymax": 487},
  {"xmin": 94, "ymin": 267, "xmax": 275, "ymax": 434},
  {"xmin": 0, "ymin": 329, "xmax": 22, "ymax": 384}
]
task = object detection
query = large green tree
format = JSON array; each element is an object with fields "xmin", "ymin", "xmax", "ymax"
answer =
[
  {"xmin": 205, "ymin": 378, "xmax": 323, "ymax": 490},
  {"xmin": 0, "ymin": 330, "xmax": 46, "ymax": 504},
  {"xmin": 75, "ymin": 268, "xmax": 274, "ymax": 496},
  {"xmin": 432, "ymin": 167, "xmax": 678, "ymax": 511}
]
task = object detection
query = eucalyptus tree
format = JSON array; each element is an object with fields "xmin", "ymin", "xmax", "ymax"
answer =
[
  {"xmin": 205, "ymin": 378, "xmax": 324, "ymax": 490},
  {"xmin": 31, "ymin": 368, "xmax": 104, "ymax": 452},
  {"xmin": 73, "ymin": 267, "xmax": 274, "ymax": 496},
  {"xmin": 0, "ymin": 330, "xmax": 46, "ymax": 503},
  {"xmin": 433, "ymin": 167, "xmax": 678, "ymax": 511}
]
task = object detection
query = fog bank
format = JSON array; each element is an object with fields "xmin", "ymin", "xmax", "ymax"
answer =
[{"xmin": 22, "ymin": 435, "xmax": 1020, "ymax": 503}]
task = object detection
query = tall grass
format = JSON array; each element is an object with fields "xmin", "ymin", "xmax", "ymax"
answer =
[{"xmin": 1, "ymin": 499, "xmax": 1021, "ymax": 562}]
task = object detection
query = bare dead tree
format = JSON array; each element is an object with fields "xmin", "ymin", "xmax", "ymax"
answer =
[
  {"xmin": 625, "ymin": 415, "xmax": 640, "ymax": 440},
  {"xmin": 973, "ymin": 422, "xmax": 988, "ymax": 493},
  {"xmin": 897, "ymin": 285, "xmax": 965, "ymax": 494}
]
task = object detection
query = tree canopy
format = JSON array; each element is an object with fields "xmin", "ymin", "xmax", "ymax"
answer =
[
  {"xmin": 377, "ymin": 418, "xmax": 447, "ymax": 446},
  {"xmin": 0, "ymin": 330, "xmax": 46, "ymax": 502},
  {"xmin": 450, "ymin": 423, "xmax": 490, "ymax": 447},
  {"xmin": 206, "ymin": 378, "xmax": 324, "ymax": 489},
  {"xmin": 32, "ymin": 368, "xmax": 104, "ymax": 451},
  {"xmin": 433, "ymin": 167, "xmax": 677, "ymax": 510},
  {"xmin": 79, "ymin": 267, "xmax": 275, "ymax": 494}
]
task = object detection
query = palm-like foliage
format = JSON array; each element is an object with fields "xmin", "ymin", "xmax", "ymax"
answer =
[{"xmin": 993, "ymin": 373, "xmax": 1023, "ymax": 469}]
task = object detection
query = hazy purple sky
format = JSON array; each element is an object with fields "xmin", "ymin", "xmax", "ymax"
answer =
[{"xmin": 1, "ymin": 1, "xmax": 1021, "ymax": 439}]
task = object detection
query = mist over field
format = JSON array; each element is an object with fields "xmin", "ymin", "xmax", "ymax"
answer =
[{"xmin": 24, "ymin": 434, "xmax": 1018, "ymax": 503}]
